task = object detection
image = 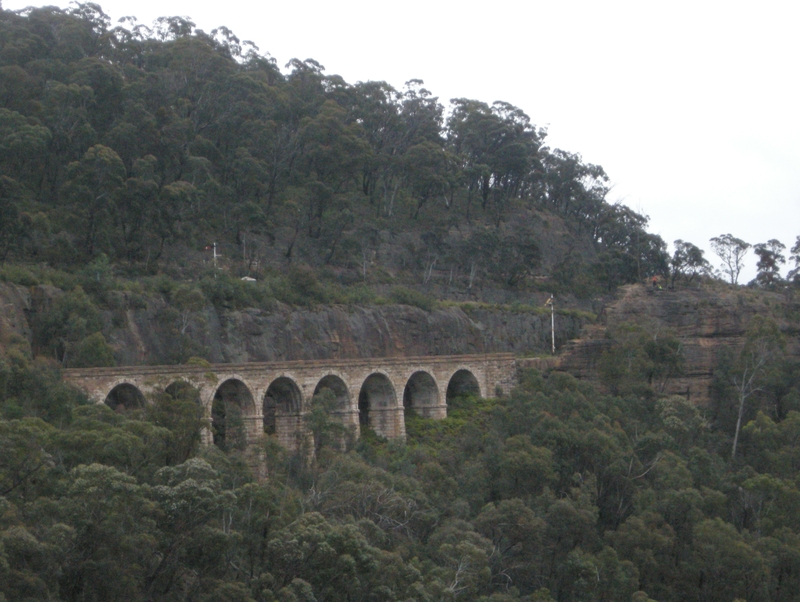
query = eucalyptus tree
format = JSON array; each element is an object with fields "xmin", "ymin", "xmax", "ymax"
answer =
[
  {"xmin": 670, "ymin": 239, "xmax": 711, "ymax": 286},
  {"xmin": 789, "ymin": 236, "xmax": 800, "ymax": 285},
  {"xmin": 60, "ymin": 143, "xmax": 126, "ymax": 256},
  {"xmin": 541, "ymin": 149, "xmax": 608, "ymax": 232},
  {"xmin": 753, "ymin": 239, "xmax": 786, "ymax": 288},
  {"xmin": 447, "ymin": 98, "xmax": 544, "ymax": 223},
  {"xmin": 710, "ymin": 233, "xmax": 751, "ymax": 285},
  {"xmin": 730, "ymin": 316, "xmax": 786, "ymax": 459},
  {"xmin": 592, "ymin": 204, "xmax": 668, "ymax": 287}
]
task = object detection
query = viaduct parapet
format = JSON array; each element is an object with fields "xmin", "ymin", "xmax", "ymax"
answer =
[{"xmin": 63, "ymin": 353, "xmax": 518, "ymax": 452}]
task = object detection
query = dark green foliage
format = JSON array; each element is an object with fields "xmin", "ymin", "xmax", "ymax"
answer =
[
  {"xmin": 592, "ymin": 205, "xmax": 669, "ymax": 289},
  {"xmin": 389, "ymin": 285, "xmax": 437, "ymax": 311},
  {"xmin": 0, "ymin": 2, "xmax": 670, "ymax": 304},
  {"xmin": 0, "ymin": 352, "xmax": 87, "ymax": 424},
  {"xmin": 753, "ymin": 239, "xmax": 787, "ymax": 288},
  {"xmin": 2, "ymin": 4, "xmax": 800, "ymax": 601},
  {"xmin": 68, "ymin": 331, "xmax": 115, "ymax": 367},
  {"xmin": 3, "ymin": 354, "xmax": 800, "ymax": 600},
  {"xmin": 788, "ymin": 236, "xmax": 800, "ymax": 285},
  {"xmin": 304, "ymin": 389, "xmax": 353, "ymax": 458},
  {"xmin": 199, "ymin": 271, "xmax": 267, "ymax": 310},
  {"xmin": 279, "ymin": 265, "xmax": 330, "ymax": 306},
  {"xmin": 599, "ymin": 321, "xmax": 685, "ymax": 395},
  {"xmin": 148, "ymin": 381, "xmax": 207, "ymax": 465},
  {"xmin": 670, "ymin": 239, "xmax": 711, "ymax": 286},
  {"xmin": 30, "ymin": 285, "xmax": 104, "ymax": 362},
  {"xmin": 710, "ymin": 316, "xmax": 792, "ymax": 459}
]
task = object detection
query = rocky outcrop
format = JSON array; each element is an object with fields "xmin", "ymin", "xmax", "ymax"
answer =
[
  {"xmin": 0, "ymin": 283, "xmax": 33, "ymax": 352},
  {"xmin": 558, "ymin": 284, "xmax": 800, "ymax": 405},
  {"xmin": 7, "ymin": 279, "xmax": 796, "ymax": 408},
  {"xmin": 0, "ymin": 283, "xmax": 585, "ymax": 365},
  {"xmin": 113, "ymin": 303, "xmax": 585, "ymax": 365}
]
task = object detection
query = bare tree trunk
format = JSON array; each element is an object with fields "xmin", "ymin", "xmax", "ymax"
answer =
[
  {"xmin": 731, "ymin": 390, "xmax": 747, "ymax": 460},
  {"xmin": 424, "ymin": 255, "xmax": 437, "ymax": 284},
  {"xmin": 731, "ymin": 360, "xmax": 765, "ymax": 459},
  {"xmin": 468, "ymin": 261, "xmax": 477, "ymax": 289}
]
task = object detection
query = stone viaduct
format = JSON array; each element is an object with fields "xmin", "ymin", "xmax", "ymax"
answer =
[{"xmin": 63, "ymin": 353, "xmax": 518, "ymax": 453}]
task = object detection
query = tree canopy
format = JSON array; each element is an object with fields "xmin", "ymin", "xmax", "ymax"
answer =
[
  {"xmin": 1, "ymin": 331, "xmax": 800, "ymax": 601},
  {"xmin": 0, "ymin": 2, "xmax": 671, "ymax": 297},
  {"xmin": 2, "ymin": 9, "xmax": 800, "ymax": 598}
]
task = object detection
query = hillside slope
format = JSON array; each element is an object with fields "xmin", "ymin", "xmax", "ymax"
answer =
[
  {"xmin": 0, "ymin": 282, "xmax": 587, "ymax": 365},
  {"xmin": 558, "ymin": 283, "xmax": 800, "ymax": 405}
]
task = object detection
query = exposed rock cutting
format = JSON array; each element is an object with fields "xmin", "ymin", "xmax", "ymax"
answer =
[{"xmin": 558, "ymin": 284, "xmax": 800, "ymax": 405}]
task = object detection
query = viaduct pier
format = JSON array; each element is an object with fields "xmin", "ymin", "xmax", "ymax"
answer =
[{"xmin": 63, "ymin": 353, "xmax": 520, "ymax": 451}]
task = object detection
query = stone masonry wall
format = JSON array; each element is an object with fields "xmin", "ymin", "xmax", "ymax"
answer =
[{"xmin": 64, "ymin": 353, "xmax": 518, "ymax": 447}]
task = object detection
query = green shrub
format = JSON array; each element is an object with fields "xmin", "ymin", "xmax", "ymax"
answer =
[
  {"xmin": 289, "ymin": 266, "xmax": 330, "ymax": 304},
  {"xmin": 339, "ymin": 284, "xmax": 378, "ymax": 305},
  {"xmin": 78, "ymin": 254, "xmax": 115, "ymax": 297},
  {"xmin": 0, "ymin": 354, "xmax": 88, "ymax": 423},
  {"xmin": 200, "ymin": 271, "xmax": 268, "ymax": 309},
  {"xmin": 31, "ymin": 286, "xmax": 103, "ymax": 361},
  {"xmin": 68, "ymin": 332, "xmax": 116, "ymax": 368},
  {"xmin": 0, "ymin": 264, "xmax": 39, "ymax": 286},
  {"xmin": 389, "ymin": 286, "xmax": 437, "ymax": 311}
]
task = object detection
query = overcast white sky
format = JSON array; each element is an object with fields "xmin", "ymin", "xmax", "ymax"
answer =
[{"xmin": 6, "ymin": 0, "xmax": 800, "ymax": 281}]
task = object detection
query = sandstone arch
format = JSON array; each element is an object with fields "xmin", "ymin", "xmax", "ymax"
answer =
[
  {"xmin": 313, "ymin": 374, "xmax": 351, "ymax": 410},
  {"xmin": 263, "ymin": 376, "xmax": 303, "ymax": 436},
  {"xmin": 164, "ymin": 380, "xmax": 205, "ymax": 433},
  {"xmin": 64, "ymin": 353, "xmax": 516, "ymax": 448},
  {"xmin": 165, "ymin": 380, "xmax": 201, "ymax": 403},
  {"xmin": 358, "ymin": 373, "xmax": 401, "ymax": 439},
  {"xmin": 446, "ymin": 369, "xmax": 481, "ymax": 402},
  {"xmin": 212, "ymin": 379, "xmax": 256, "ymax": 452},
  {"xmin": 104, "ymin": 383, "xmax": 146, "ymax": 412},
  {"xmin": 403, "ymin": 371, "xmax": 439, "ymax": 415}
]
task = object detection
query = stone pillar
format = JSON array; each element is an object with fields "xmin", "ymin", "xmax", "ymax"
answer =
[
  {"xmin": 243, "ymin": 415, "xmax": 263, "ymax": 445},
  {"xmin": 199, "ymin": 387, "xmax": 216, "ymax": 446},
  {"xmin": 324, "ymin": 407, "xmax": 357, "ymax": 449},
  {"xmin": 419, "ymin": 402, "xmax": 447, "ymax": 420},
  {"xmin": 332, "ymin": 407, "xmax": 360, "ymax": 438},
  {"xmin": 276, "ymin": 413, "xmax": 307, "ymax": 452},
  {"xmin": 370, "ymin": 405, "xmax": 406, "ymax": 440},
  {"xmin": 487, "ymin": 356, "xmax": 518, "ymax": 397}
]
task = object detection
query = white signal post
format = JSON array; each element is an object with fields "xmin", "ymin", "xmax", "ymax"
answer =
[{"xmin": 545, "ymin": 295, "xmax": 555, "ymax": 355}]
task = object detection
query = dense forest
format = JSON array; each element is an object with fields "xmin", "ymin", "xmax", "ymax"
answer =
[
  {"xmin": 2, "ymin": 3, "xmax": 800, "ymax": 601},
  {"xmin": 0, "ymin": 2, "xmax": 674, "ymax": 294},
  {"xmin": 3, "ymin": 341, "xmax": 800, "ymax": 602}
]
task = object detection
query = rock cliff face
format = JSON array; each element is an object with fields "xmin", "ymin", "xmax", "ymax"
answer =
[
  {"xmin": 558, "ymin": 284, "xmax": 800, "ymax": 405},
  {"xmin": 0, "ymin": 283, "xmax": 33, "ymax": 350},
  {"xmin": 114, "ymin": 304, "xmax": 585, "ymax": 365},
  {"xmin": 0, "ymin": 283, "xmax": 584, "ymax": 365},
  {"xmin": 5, "ymin": 280, "xmax": 797, "ymax": 407}
]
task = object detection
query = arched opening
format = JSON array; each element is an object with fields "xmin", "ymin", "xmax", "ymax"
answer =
[
  {"xmin": 313, "ymin": 375, "xmax": 350, "ymax": 410},
  {"xmin": 104, "ymin": 383, "xmax": 146, "ymax": 412},
  {"xmin": 165, "ymin": 380, "xmax": 201, "ymax": 404},
  {"xmin": 263, "ymin": 377, "xmax": 302, "ymax": 435},
  {"xmin": 358, "ymin": 373, "xmax": 396, "ymax": 432},
  {"xmin": 446, "ymin": 369, "xmax": 481, "ymax": 403},
  {"xmin": 403, "ymin": 371, "xmax": 439, "ymax": 414},
  {"xmin": 212, "ymin": 379, "xmax": 255, "ymax": 452}
]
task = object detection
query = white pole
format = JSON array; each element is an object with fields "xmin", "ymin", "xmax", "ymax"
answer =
[
  {"xmin": 550, "ymin": 295, "xmax": 556, "ymax": 355},
  {"xmin": 213, "ymin": 242, "xmax": 217, "ymax": 269}
]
